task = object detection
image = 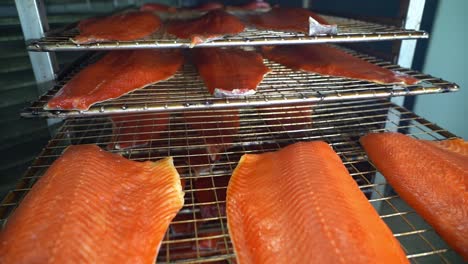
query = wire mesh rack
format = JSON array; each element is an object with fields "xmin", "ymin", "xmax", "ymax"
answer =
[
  {"xmin": 2, "ymin": 99, "xmax": 464, "ymax": 263},
  {"xmin": 22, "ymin": 47, "xmax": 458, "ymax": 118},
  {"xmin": 27, "ymin": 14, "xmax": 428, "ymax": 51}
]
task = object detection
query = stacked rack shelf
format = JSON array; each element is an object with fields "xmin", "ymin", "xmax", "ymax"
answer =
[
  {"xmin": 23, "ymin": 46, "xmax": 457, "ymax": 117},
  {"xmin": 1, "ymin": 100, "xmax": 463, "ymax": 263},
  {"xmin": 29, "ymin": 14, "xmax": 428, "ymax": 51},
  {"xmin": 4, "ymin": 1, "xmax": 464, "ymax": 263}
]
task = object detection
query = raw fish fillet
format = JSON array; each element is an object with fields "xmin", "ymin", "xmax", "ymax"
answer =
[
  {"xmin": 47, "ymin": 49, "xmax": 183, "ymax": 111},
  {"xmin": 0, "ymin": 144, "xmax": 184, "ymax": 263},
  {"xmin": 182, "ymin": 109, "xmax": 240, "ymax": 175},
  {"xmin": 227, "ymin": 141, "xmax": 409, "ymax": 264},
  {"xmin": 256, "ymin": 103, "xmax": 313, "ymax": 132},
  {"xmin": 248, "ymin": 7, "xmax": 337, "ymax": 35},
  {"xmin": 140, "ymin": 3, "xmax": 176, "ymax": 12},
  {"xmin": 190, "ymin": 2, "xmax": 224, "ymax": 11},
  {"xmin": 263, "ymin": 45, "xmax": 419, "ymax": 85},
  {"xmin": 73, "ymin": 11, "xmax": 161, "ymax": 44},
  {"xmin": 166, "ymin": 10, "xmax": 245, "ymax": 46},
  {"xmin": 108, "ymin": 112, "xmax": 170, "ymax": 150},
  {"xmin": 360, "ymin": 133, "xmax": 468, "ymax": 259},
  {"xmin": 227, "ymin": 0, "xmax": 271, "ymax": 11},
  {"xmin": 192, "ymin": 48, "xmax": 270, "ymax": 97}
]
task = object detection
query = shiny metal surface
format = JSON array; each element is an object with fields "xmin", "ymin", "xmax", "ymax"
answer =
[
  {"xmin": 22, "ymin": 47, "xmax": 458, "ymax": 118},
  {"xmin": 2, "ymin": 99, "xmax": 463, "ymax": 263},
  {"xmin": 27, "ymin": 14, "xmax": 428, "ymax": 51}
]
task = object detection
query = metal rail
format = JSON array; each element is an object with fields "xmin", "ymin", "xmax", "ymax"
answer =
[
  {"xmin": 22, "ymin": 47, "xmax": 458, "ymax": 118},
  {"xmin": 2, "ymin": 99, "xmax": 463, "ymax": 263},
  {"xmin": 27, "ymin": 14, "xmax": 428, "ymax": 51}
]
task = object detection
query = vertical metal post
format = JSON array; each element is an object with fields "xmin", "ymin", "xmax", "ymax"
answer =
[
  {"xmin": 15, "ymin": 0, "xmax": 58, "ymax": 95},
  {"xmin": 373, "ymin": 0, "xmax": 426, "ymax": 211},
  {"xmin": 15, "ymin": 0, "xmax": 60, "ymax": 131},
  {"xmin": 302, "ymin": 0, "xmax": 311, "ymax": 8},
  {"xmin": 392, "ymin": 0, "xmax": 426, "ymax": 106}
]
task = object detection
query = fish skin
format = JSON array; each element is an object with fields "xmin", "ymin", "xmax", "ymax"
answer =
[
  {"xmin": 227, "ymin": 141, "xmax": 409, "ymax": 264},
  {"xmin": 0, "ymin": 144, "xmax": 184, "ymax": 264},
  {"xmin": 361, "ymin": 133, "xmax": 468, "ymax": 259},
  {"xmin": 73, "ymin": 11, "xmax": 161, "ymax": 44},
  {"xmin": 248, "ymin": 7, "xmax": 335, "ymax": 35},
  {"xmin": 107, "ymin": 112, "xmax": 170, "ymax": 150},
  {"xmin": 192, "ymin": 48, "xmax": 270, "ymax": 97},
  {"xmin": 46, "ymin": 49, "xmax": 183, "ymax": 111},
  {"xmin": 166, "ymin": 10, "xmax": 245, "ymax": 46},
  {"xmin": 262, "ymin": 44, "xmax": 419, "ymax": 85}
]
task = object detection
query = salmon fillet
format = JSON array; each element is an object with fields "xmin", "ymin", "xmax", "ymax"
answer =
[
  {"xmin": 426, "ymin": 138, "xmax": 468, "ymax": 156},
  {"xmin": 46, "ymin": 49, "xmax": 183, "ymax": 111},
  {"xmin": 190, "ymin": 2, "xmax": 224, "ymax": 11},
  {"xmin": 107, "ymin": 112, "xmax": 170, "ymax": 150},
  {"xmin": 256, "ymin": 103, "xmax": 313, "ymax": 132},
  {"xmin": 227, "ymin": 0, "xmax": 271, "ymax": 11},
  {"xmin": 183, "ymin": 109, "xmax": 240, "ymax": 175},
  {"xmin": 166, "ymin": 10, "xmax": 245, "ymax": 46},
  {"xmin": 73, "ymin": 11, "xmax": 161, "ymax": 44},
  {"xmin": 227, "ymin": 141, "xmax": 409, "ymax": 263},
  {"xmin": 360, "ymin": 133, "xmax": 468, "ymax": 258},
  {"xmin": 262, "ymin": 45, "xmax": 419, "ymax": 85},
  {"xmin": 140, "ymin": 3, "xmax": 176, "ymax": 12},
  {"xmin": 192, "ymin": 48, "xmax": 270, "ymax": 97},
  {"xmin": 248, "ymin": 7, "xmax": 337, "ymax": 35},
  {"xmin": 0, "ymin": 144, "xmax": 184, "ymax": 263}
]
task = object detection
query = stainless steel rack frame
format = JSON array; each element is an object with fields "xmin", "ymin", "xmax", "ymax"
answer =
[
  {"xmin": 27, "ymin": 14, "xmax": 428, "ymax": 52},
  {"xmin": 22, "ymin": 47, "xmax": 458, "ymax": 118},
  {"xmin": 2, "ymin": 99, "xmax": 463, "ymax": 263}
]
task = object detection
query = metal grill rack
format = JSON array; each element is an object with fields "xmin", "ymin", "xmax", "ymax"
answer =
[
  {"xmin": 2, "ymin": 99, "xmax": 463, "ymax": 263},
  {"xmin": 27, "ymin": 15, "xmax": 428, "ymax": 51},
  {"xmin": 22, "ymin": 47, "xmax": 458, "ymax": 118}
]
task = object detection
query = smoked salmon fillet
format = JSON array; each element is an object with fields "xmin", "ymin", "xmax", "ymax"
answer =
[
  {"xmin": 0, "ymin": 144, "xmax": 184, "ymax": 263},
  {"xmin": 248, "ymin": 7, "xmax": 337, "ymax": 35},
  {"xmin": 107, "ymin": 112, "xmax": 170, "ymax": 150},
  {"xmin": 166, "ymin": 10, "xmax": 245, "ymax": 46},
  {"xmin": 227, "ymin": 0, "xmax": 271, "ymax": 11},
  {"xmin": 426, "ymin": 138, "xmax": 468, "ymax": 156},
  {"xmin": 46, "ymin": 49, "xmax": 183, "ymax": 111},
  {"xmin": 73, "ymin": 11, "xmax": 161, "ymax": 44},
  {"xmin": 140, "ymin": 3, "xmax": 176, "ymax": 12},
  {"xmin": 262, "ymin": 45, "xmax": 420, "ymax": 85},
  {"xmin": 190, "ymin": 2, "xmax": 224, "ymax": 11},
  {"xmin": 360, "ymin": 133, "xmax": 468, "ymax": 258},
  {"xmin": 192, "ymin": 48, "xmax": 270, "ymax": 97},
  {"xmin": 227, "ymin": 141, "xmax": 409, "ymax": 264}
]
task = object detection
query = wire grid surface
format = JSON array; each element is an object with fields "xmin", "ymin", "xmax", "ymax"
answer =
[
  {"xmin": 3, "ymin": 99, "xmax": 464, "ymax": 263},
  {"xmin": 23, "ymin": 47, "xmax": 458, "ymax": 118},
  {"xmin": 27, "ymin": 14, "xmax": 428, "ymax": 51}
]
